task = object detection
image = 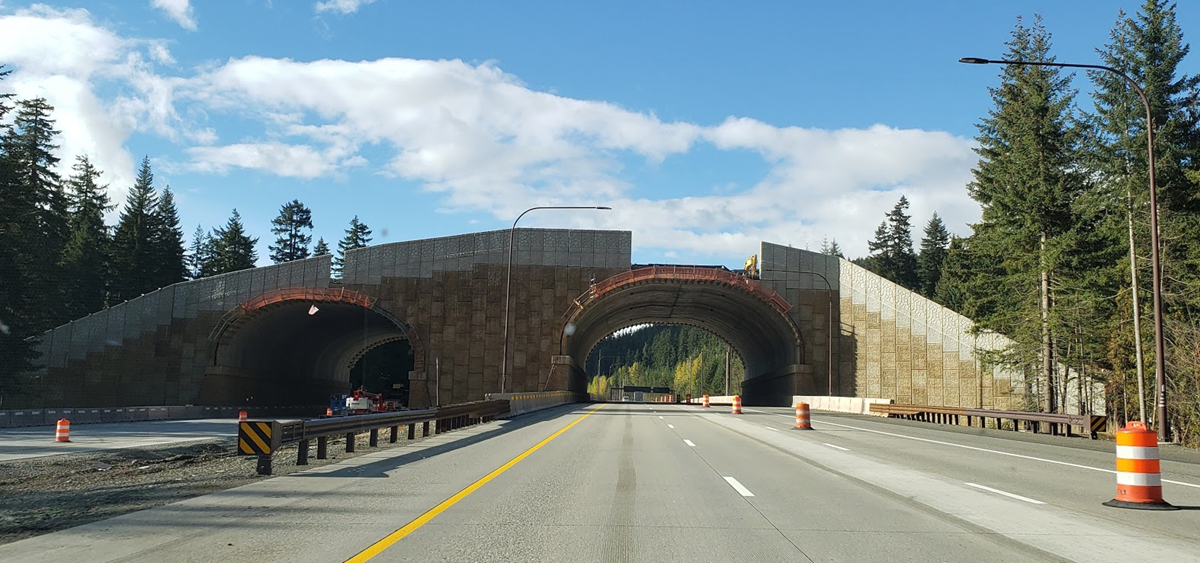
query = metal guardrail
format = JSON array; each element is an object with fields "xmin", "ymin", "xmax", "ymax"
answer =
[
  {"xmin": 238, "ymin": 400, "xmax": 510, "ymax": 474},
  {"xmin": 868, "ymin": 403, "xmax": 1107, "ymax": 440}
]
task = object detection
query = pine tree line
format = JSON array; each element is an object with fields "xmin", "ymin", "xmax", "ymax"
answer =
[{"xmin": 0, "ymin": 74, "xmax": 373, "ymax": 399}]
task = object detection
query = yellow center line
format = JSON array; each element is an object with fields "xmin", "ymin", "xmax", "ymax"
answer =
[{"xmin": 344, "ymin": 403, "xmax": 605, "ymax": 563}]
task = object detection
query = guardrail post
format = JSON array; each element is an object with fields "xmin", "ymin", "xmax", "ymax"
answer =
[
  {"xmin": 390, "ymin": 425, "xmax": 399, "ymax": 443},
  {"xmin": 369, "ymin": 428, "xmax": 379, "ymax": 447},
  {"xmin": 408, "ymin": 423, "xmax": 416, "ymax": 440},
  {"xmin": 297, "ymin": 439, "xmax": 309, "ymax": 465},
  {"xmin": 345, "ymin": 432, "xmax": 356, "ymax": 452},
  {"xmin": 257, "ymin": 455, "xmax": 273, "ymax": 475}
]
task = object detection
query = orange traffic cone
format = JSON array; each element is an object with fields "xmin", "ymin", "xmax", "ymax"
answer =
[
  {"xmin": 238, "ymin": 410, "xmax": 248, "ymax": 422},
  {"xmin": 731, "ymin": 396, "xmax": 742, "ymax": 415},
  {"xmin": 1103, "ymin": 421, "xmax": 1176, "ymax": 510},
  {"xmin": 55, "ymin": 419, "xmax": 71, "ymax": 442},
  {"xmin": 794, "ymin": 403, "xmax": 812, "ymax": 430},
  {"xmin": 326, "ymin": 407, "xmax": 333, "ymax": 417},
  {"xmin": 702, "ymin": 394, "xmax": 710, "ymax": 408}
]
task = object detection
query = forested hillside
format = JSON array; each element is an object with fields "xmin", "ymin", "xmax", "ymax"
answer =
[{"xmin": 586, "ymin": 325, "xmax": 744, "ymax": 398}]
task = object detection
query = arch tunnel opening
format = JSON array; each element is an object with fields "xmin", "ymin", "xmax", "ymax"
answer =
[
  {"xmin": 557, "ymin": 267, "xmax": 811, "ymax": 405},
  {"xmin": 203, "ymin": 296, "xmax": 419, "ymax": 407}
]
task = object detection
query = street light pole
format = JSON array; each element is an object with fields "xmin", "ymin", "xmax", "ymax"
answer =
[
  {"xmin": 960, "ymin": 57, "xmax": 1169, "ymax": 441},
  {"xmin": 500, "ymin": 205, "xmax": 612, "ymax": 394},
  {"xmin": 804, "ymin": 270, "xmax": 835, "ymax": 396}
]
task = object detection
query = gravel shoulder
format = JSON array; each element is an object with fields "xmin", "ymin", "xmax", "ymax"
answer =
[{"xmin": 0, "ymin": 428, "xmax": 433, "ymax": 545}]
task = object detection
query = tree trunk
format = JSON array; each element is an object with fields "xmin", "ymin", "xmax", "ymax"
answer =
[
  {"xmin": 1126, "ymin": 189, "xmax": 1147, "ymax": 423},
  {"xmin": 1041, "ymin": 232, "xmax": 1055, "ymax": 413}
]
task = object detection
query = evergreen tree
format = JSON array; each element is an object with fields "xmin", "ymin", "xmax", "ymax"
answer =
[
  {"xmin": 2, "ymin": 97, "xmax": 68, "ymax": 329},
  {"xmin": 865, "ymin": 196, "xmax": 919, "ymax": 290},
  {"xmin": 965, "ymin": 15, "xmax": 1087, "ymax": 413},
  {"xmin": 211, "ymin": 209, "xmax": 258, "ymax": 274},
  {"xmin": 186, "ymin": 224, "xmax": 221, "ymax": 279},
  {"xmin": 60, "ymin": 156, "xmax": 111, "ymax": 320},
  {"xmin": 150, "ymin": 187, "xmax": 187, "ymax": 288},
  {"xmin": 313, "ymin": 237, "xmax": 331, "ymax": 257},
  {"xmin": 333, "ymin": 215, "xmax": 372, "ymax": 278},
  {"xmin": 109, "ymin": 156, "xmax": 160, "ymax": 302},
  {"xmin": 0, "ymin": 67, "xmax": 40, "ymax": 397},
  {"xmin": 916, "ymin": 213, "xmax": 951, "ymax": 298},
  {"xmin": 820, "ymin": 237, "xmax": 844, "ymax": 258},
  {"xmin": 1086, "ymin": 0, "xmax": 1200, "ymax": 430},
  {"xmin": 268, "ymin": 199, "xmax": 313, "ymax": 263}
]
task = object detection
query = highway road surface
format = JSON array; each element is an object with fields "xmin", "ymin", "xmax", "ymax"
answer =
[
  {"xmin": 0, "ymin": 419, "xmax": 244, "ymax": 462},
  {"xmin": 1, "ymin": 403, "xmax": 1198, "ymax": 562}
]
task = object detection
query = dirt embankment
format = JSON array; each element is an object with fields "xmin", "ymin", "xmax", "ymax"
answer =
[{"xmin": 0, "ymin": 430, "xmax": 418, "ymax": 545}]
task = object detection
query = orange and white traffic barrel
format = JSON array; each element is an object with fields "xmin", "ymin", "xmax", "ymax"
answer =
[
  {"xmin": 794, "ymin": 403, "xmax": 812, "ymax": 430},
  {"xmin": 731, "ymin": 396, "xmax": 742, "ymax": 415},
  {"xmin": 238, "ymin": 410, "xmax": 248, "ymax": 421},
  {"xmin": 55, "ymin": 419, "xmax": 71, "ymax": 442},
  {"xmin": 1103, "ymin": 421, "xmax": 1176, "ymax": 510},
  {"xmin": 325, "ymin": 407, "xmax": 333, "ymax": 417}
]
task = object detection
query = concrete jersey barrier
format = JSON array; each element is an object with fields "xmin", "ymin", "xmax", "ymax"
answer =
[
  {"xmin": 792, "ymin": 395, "xmax": 894, "ymax": 417},
  {"xmin": 486, "ymin": 392, "xmax": 584, "ymax": 417}
]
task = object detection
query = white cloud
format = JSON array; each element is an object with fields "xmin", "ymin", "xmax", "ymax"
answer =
[
  {"xmin": 0, "ymin": 6, "xmax": 193, "ymax": 211},
  {"xmin": 0, "ymin": 7, "xmax": 980, "ymax": 261},
  {"xmin": 151, "ymin": 0, "xmax": 197, "ymax": 31},
  {"xmin": 314, "ymin": 0, "xmax": 379, "ymax": 15}
]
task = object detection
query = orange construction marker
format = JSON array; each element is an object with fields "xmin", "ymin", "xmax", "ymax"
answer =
[
  {"xmin": 1103, "ymin": 421, "xmax": 1176, "ymax": 510},
  {"xmin": 731, "ymin": 395, "xmax": 742, "ymax": 415},
  {"xmin": 794, "ymin": 403, "xmax": 812, "ymax": 430},
  {"xmin": 55, "ymin": 419, "xmax": 71, "ymax": 442}
]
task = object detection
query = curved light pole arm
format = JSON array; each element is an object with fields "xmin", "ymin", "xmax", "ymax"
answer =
[
  {"xmin": 961, "ymin": 57, "xmax": 1167, "ymax": 441},
  {"xmin": 804, "ymin": 270, "xmax": 836, "ymax": 396},
  {"xmin": 501, "ymin": 205, "xmax": 612, "ymax": 394}
]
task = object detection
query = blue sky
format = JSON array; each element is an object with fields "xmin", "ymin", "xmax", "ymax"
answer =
[{"xmin": 1, "ymin": 0, "xmax": 1194, "ymax": 266}]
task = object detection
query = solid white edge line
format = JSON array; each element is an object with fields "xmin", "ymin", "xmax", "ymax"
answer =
[
  {"xmin": 684, "ymin": 439, "xmax": 696, "ymax": 447},
  {"xmin": 823, "ymin": 442, "xmax": 849, "ymax": 451},
  {"xmin": 965, "ymin": 482, "xmax": 1045, "ymax": 505},
  {"xmin": 724, "ymin": 476, "xmax": 755, "ymax": 497},
  {"xmin": 667, "ymin": 424, "xmax": 675, "ymax": 429},
  {"xmin": 745, "ymin": 408, "xmax": 1200, "ymax": 490}
]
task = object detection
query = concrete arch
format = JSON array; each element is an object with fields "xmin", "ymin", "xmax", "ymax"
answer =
[
  {"xmin": 201, "ymin": 288, "xmax": 425, "ymax": 406},
  {"xmin": 557, "ymin": 266, "xmax": 805, "ymax": 396}
]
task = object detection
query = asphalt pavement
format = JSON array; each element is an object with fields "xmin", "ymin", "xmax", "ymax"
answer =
[
  {"xmin": 0, "ymin": 418, "xmax": 245, "ymax": 462},
  {"xmin": 0, "ymin": 403, "xmax": 1197, "ymax": 562}
]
